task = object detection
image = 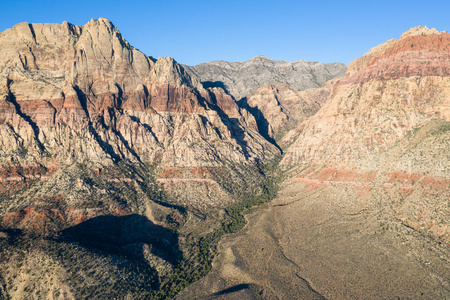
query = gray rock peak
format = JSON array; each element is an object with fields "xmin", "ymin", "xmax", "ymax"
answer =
[{"xmin": 184, "ymin": 56, "xmax": 346, "ymax": 100}]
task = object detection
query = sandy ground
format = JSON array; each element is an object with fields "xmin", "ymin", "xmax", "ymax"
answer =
[{"xmin": 177, "ymin": 179, "xmax": 450, "ymax": 299}]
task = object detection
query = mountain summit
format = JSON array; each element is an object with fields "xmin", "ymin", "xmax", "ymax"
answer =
[
  {"xmin": 0, "ymin": 18, "xmax": 278, "ymax": 169},
  {"xmin": 283, "ymin": 25, "xmax": 450, "ymax": 167}
]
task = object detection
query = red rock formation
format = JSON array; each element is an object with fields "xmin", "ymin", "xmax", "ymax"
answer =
[
  {"xmin": 0, "ymin": 18, "xmax": 278, "ymax": 169},
  {"xmin": 281, "ymin": 26, "xmax": 450, "ymax": 246},
  {"xmin": 0, "ymin": 18, "xmax": 280, "ymax": 238}
]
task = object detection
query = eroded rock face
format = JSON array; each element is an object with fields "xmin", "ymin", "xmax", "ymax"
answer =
[
  {"xmin": 0, "ymin": 18, "xmax": 284, "ymax": 242},
  {"xmin": 282, "ymin": 26, "xmax": 450, "ymax": 169},
  {"xmin": 0, "ymin": 17, "xmax": 278, "ymax": 177},
  {"xmin": 184, "ymin": 56, "xmax": 346, "ymax": 100}
]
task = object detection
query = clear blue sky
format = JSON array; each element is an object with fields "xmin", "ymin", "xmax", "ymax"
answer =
[{"xmin": 1, "ymin": 0, "xmax": 449, "ymax": 66}]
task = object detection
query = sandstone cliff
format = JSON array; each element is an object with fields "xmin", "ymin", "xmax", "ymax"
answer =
[
  {"xmin": 0, "ymin": 18, "xmax": 282, "ymax": 299},
  {"xmin": 184, "ymin": 56, "xmax": 346, "ymax": 100},
  {"xmin": 0, "ymin": 18, "xmax": 277, "ymax": 165},
  {"xmin": 278, "ymin": 25, "xmax": 450, "ymax": 266},
  {"xmin": 0, "ymin": 18, "xmax": 280, "ymax": 212}
]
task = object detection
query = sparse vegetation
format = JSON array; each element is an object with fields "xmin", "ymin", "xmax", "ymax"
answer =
[{"xmin": 0, "ymin": 156, "xmax": 282, "ymax": 299}]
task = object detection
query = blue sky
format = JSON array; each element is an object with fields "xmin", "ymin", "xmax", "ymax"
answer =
[{"xmin": 1, "ymin": 0, "xmax": 448, "ymax": 66}]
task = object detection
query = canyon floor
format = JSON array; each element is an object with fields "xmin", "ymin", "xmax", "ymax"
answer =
[{"xmin": 177, "ymin": 173, "xmax": 450, "ymax": 299}]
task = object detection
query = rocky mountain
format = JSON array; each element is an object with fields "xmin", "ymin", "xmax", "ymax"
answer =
[
  {"xmin": 1, "ymin": 17, "xmax": 448, "ymax": 300},
  {"xmin": 184, "ymin": 56, "xmax": 346, "ymax": 100},
  {"xmin": 282, "ymin": 25, "xmax": 450, "ymax": 168},
  {"xmin": 0, "ymin": 17, "xmax": 280, "ymax": 210},
  {"xmin": 0, "ymin": 18, "xmax": 280, "ymax": 299},
  {"xmin": 177, "ymin": 26, "xmax": 450, "ymax": 299}
]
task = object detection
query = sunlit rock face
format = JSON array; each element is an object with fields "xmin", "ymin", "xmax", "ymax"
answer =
[
  {"xmin": 282, "ymin": 26, "xmax": 450, "ymax": 169},
  {"xmin": 0, "ymin": 18, "xmax": 278, "ymax": 168},
  {"xmin": 0, "ymin": 18, "xmax": 281, "ymax": 218}
]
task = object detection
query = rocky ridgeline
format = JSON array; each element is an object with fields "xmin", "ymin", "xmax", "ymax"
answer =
[
  {"xmin": 176, "ymin": 27, "xmax": 450, "ymax": 300},
  {"xmin": 0, "ymin": 18, "xmax": 277, "ymax": 168},
  {"xmin": 184, "ymin": 56, "xmax": 346, "ymax": 100},
  {"xmin": 0, "ymin": 18, "xmax": 284, "ymax": 299},
  {"xmin": 276, "ymin": 25, "xmax": 450, "ymax": 254}
]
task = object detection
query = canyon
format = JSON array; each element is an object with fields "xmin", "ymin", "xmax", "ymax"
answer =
[{"xmin": 0, "ymin": 19, "xmax": 448, "ymax": 299}]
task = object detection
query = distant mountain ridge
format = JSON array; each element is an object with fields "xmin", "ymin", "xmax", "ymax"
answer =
[{"xmin": 184, "ymin": 56, "xmax": 346, "ymax": 100}]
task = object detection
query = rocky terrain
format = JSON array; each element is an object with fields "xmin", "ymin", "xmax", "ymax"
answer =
[
  {"xmin": 177, "ymin": 26, "xmax": 450, "ymax": 299},
  {"xmin": 184, "ymin": 56, "xmax": 346, "ymax": 101},
  {"xmin": 0, "ymin": 18, "xmax": 280, "ymax": 299},
  {"xmin": 0, "ymin": 19, "xmax": 448, "ymax": 300},
  {"xmin": 0, "ymin": 17, "xmax": 280, "ymax": 211},
  {"xmin": 281, "ymin": 26, "xmax": 450, "ymax": 169}
]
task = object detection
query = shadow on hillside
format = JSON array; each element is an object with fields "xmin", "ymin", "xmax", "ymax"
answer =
[
  {"xmin": 208, "ymin": 283, "xmax": 265, "ymax": 299},
  {"xmin": 213, "ymin": 284, "xmax": 251, "ymax": 296},
  {"xmin": 205, "ymin": 89, "xmax": 251, "ymax": 159},
  {"xmin": 202, "ymin": 81, "xmax": 232, "ymax": 97},
  {"xmin": 237, "ymin": 97, "xmax": 281, "ymax": 152},
  {"xmin": 60, "ymin": 214, "xmax": 182, "ymax": 264},
  {"xmin": 0, "ymin": 228, "xmax": 23, "ymax": 245}
]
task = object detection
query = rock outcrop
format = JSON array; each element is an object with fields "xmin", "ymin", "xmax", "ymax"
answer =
[
  {"xmin": 184, "ymin": 56, "xmax": 346, "ymax": 100},
  {"xmin": 279, "ymin": 25, "xmax": 450, "ymax": 258}
]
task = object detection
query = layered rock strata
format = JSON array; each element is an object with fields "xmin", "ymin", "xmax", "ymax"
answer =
[
  {"xmin": 0, "ymin": 18, "xmax": 279, "ymax": 213},
  {"xmin": 245, "ymin": 83, "xmax": 321, "ymax": 142}
]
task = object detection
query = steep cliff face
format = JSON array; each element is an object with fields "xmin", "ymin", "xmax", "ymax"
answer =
[
  {"xmin": 278, "ymin": 25, "xmax": 450, "ymax": 262},
  {"xmin": 282, "ymin": 26, "xmax": 450, "ymax": 169},
  {"xmin": 0, "ymin": 18, "xmax": 277, "ymax": 167},
  {"xmin": 0, "ymin": 18, "xmax": 280, "ymax": 214},
  {"xmin": 184, "ymin": 56, "xmax": 346, "ymax": 100}
]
